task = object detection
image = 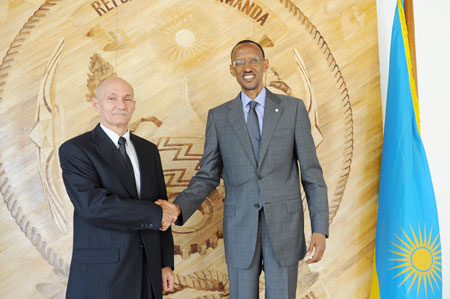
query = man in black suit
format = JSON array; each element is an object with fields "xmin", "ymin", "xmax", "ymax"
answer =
[{"xmin": 59, "ymin": 77, "xmax": 177, "ymax": 299}]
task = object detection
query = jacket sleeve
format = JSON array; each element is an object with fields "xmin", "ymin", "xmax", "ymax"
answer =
[
  {"xmin": 174, "ymin": 109, "xmax": 223, "ymax": 224},
  {"xmin": 154, "ymin": 148, "xmax": 175, "ymax": 269},
  {"xmin": 59, "ymin": 141, "xmax": 163, "ymax": 231},
  {"xmin": 294, "ymin": 100, "xmax": 329, "ymax": 237}
]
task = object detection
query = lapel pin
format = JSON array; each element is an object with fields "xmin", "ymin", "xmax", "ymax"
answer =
[{"xmin": 275, "ymin": 108, "xmax": 279, "ymax": 112}]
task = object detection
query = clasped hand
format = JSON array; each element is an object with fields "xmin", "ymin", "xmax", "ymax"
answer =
[{"xmin": 155, "ymin": 200, "xmax": 181, "ymax": 231}]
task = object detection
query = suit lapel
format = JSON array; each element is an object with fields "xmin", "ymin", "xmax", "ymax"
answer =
[
  {"xmin": 92, "ymin": 125, "xmax": 139, "ymax": 199},
  {"xmin": 227, "ymin": 94, "xmax": 258, "ymax": 169},
  {"xmin": 259, "ymin": 90, "xmax": 283, "ymax": 168}
]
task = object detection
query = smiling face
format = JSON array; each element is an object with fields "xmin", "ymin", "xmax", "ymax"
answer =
[
  {"xmin": 230, "ymin": 42, "xmax": 269, "ymax": 99},
  {"xmin": 92, "ymin": 77, "xmax": 136, "ymax": 136}
]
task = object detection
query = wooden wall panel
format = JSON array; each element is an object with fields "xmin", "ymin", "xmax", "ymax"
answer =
[{"xmin": 0, "ymin": 0, "xmax": 382, "ymax": 298}]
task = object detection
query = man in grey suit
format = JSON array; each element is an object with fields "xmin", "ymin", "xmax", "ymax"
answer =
[{"xmin": 157, "ymin": 40, "xmax": 329, "ymax": 298}]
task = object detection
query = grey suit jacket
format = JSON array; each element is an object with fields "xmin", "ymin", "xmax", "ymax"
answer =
[{"xmin": 174, "ymin": 89, "xmax": 328, "ymax": 269}]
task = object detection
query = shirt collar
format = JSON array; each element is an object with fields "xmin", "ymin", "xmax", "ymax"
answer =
[
  {"xmin": 100, "ymin": 123, "xmax": 131, "ymax": 147},
  {"xmin": 241, "ymin": 87, "xmax": 266, "ymax": 109}
]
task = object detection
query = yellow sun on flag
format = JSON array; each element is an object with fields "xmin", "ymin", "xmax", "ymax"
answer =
[{"xmin": 390, "ymin": 224, "xmax": 442, "ymax": 297}]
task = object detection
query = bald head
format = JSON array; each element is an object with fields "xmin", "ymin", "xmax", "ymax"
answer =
[
  {"xmin": 92, "ymin": 76, "xmax": 136, "ymax": 136},
  {"xmin": 95, "ymin": 77, "xmax": 134, "ymax": 100}
]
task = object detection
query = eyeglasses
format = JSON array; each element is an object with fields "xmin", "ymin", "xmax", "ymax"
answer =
[{"xmin": 232, "ymin": 57, "xmax": 264, "ymax": 68}]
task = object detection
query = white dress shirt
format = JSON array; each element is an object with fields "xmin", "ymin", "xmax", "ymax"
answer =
[{"xmin": 100, "ymin": 123, "xmax": 141, "ymax": 198}]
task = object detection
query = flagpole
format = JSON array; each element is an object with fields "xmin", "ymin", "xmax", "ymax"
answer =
[{"xmin": 404, "ymin": 0, "xmax": 418, "ymax": 95}]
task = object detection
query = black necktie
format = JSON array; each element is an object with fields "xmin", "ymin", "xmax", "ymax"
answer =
[
  {"xmin": 247, "ymin": 101, "xmax": 261, "ymax": 164},
  {"xmin": 118, "ymin": 137, "xmax": 136, "ymax": 183}
]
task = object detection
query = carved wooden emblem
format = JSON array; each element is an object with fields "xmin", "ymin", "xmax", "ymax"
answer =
[{"xmin": 0, "ymin": 0, "xmax": 382, "ymax": 298}]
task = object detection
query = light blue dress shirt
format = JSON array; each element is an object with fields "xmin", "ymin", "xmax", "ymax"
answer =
[{"xmin": 241, "ymin": 87, "xmax": 266, "ymax": 136}]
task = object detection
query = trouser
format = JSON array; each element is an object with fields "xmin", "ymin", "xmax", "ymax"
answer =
[
  {"xmin": 227, "ymin": 209, "xmax": 299, "ymax": 299},
  {"xmin": 142, "ymin": 250, "xmax": 154, "ymax": 299}
]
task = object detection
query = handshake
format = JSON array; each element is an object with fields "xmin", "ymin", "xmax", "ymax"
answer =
[{"xmin": 155, "ymin": 200, "xmax": 181, "ymax": 231}]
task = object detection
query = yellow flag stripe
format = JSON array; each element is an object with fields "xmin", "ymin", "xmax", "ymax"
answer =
[
  {"xmin": 397, "ymin": 0, "xmax": 421, "ymax": 134},
  {"xmin": 370, "ymin": 249, "xmax": 381, "ymax": 299}
]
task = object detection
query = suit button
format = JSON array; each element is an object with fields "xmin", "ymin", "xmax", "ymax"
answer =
[
  {"xmin": 257, "ymin": 175, "xmax": 262, "ymax": 180},
  {"xmin": 138, "ymin": 244, "xmax": 144, "ymax": 249}
]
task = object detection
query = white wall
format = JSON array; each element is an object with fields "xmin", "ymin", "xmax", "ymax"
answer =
[{"xmin": 376, "ymin": 0, "xmax": 450, "ymax": 296}]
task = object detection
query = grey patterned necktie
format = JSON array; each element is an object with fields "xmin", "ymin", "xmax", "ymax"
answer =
[
  {"xmin": 247, "ymin": 101, "xmax": 261, "ymax": 164},
  {"xmin": 247, "ymin": 101, "xmax": 263, "ymax": 209},
  {"xmin": 118, "ymin": 137, "xmax": 136, "ymax": 183}
]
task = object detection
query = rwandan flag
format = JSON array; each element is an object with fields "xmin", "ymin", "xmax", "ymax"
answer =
[{"xmin": 370, "ymin": 0, "xmax": 442, "ymax": 298}]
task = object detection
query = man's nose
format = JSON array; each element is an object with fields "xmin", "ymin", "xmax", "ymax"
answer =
[
  {"xmin": 116, "ymin": 98, "xmax": 127, "ymax": 108},
  {"xmin": 243, "ymin": 60, "xmax": 253, "ymax": 70}
]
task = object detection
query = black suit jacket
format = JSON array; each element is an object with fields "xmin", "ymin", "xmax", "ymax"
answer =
[{"xmin": 59, "ymin": 124, "xmax": 173, "ymax": 299}]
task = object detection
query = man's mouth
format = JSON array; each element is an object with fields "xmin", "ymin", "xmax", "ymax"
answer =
[{"xmin": 243, "ymin": 74, "xmax": 255, "ymax": 81}]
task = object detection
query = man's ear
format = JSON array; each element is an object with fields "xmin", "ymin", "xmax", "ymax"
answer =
[
  {"xmin": 263, "ymin": 59, "xmax": 269, "ymax": 73},
  {"xmin": 92, "ymin": 97, "xmax": 99, "ymax": 112},
  {"xmin": 229, "ymin": 64, "xmax": 236, "ymax": 77}
]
